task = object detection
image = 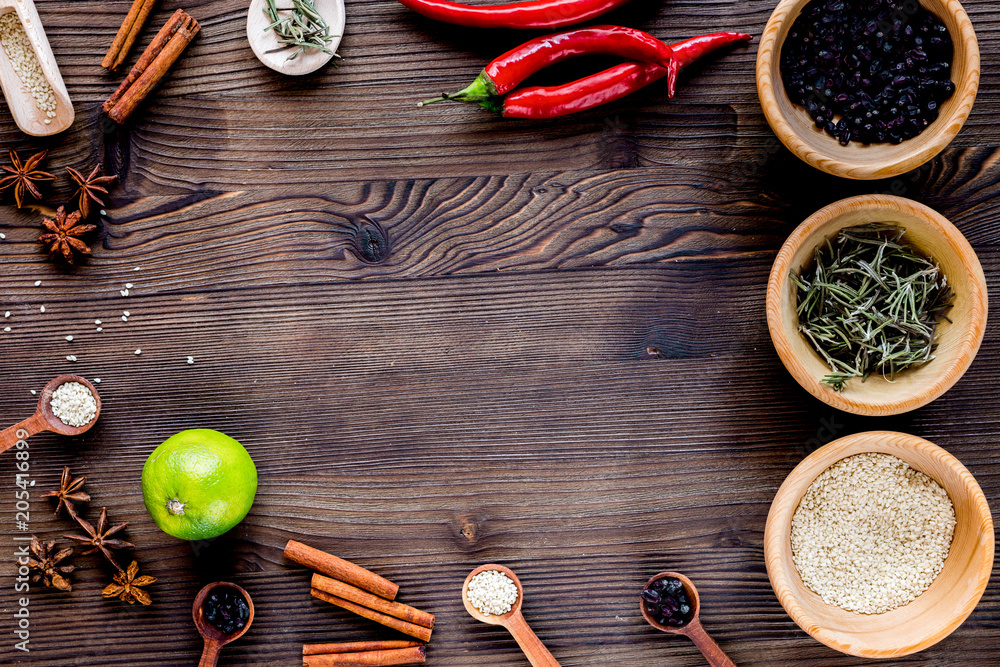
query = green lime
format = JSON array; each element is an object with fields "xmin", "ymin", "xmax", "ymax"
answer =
[{"xmin": 142, "ymin": 429, "xmax": 257, "ymax": 541}]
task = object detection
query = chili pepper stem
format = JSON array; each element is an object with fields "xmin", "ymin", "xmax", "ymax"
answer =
[{"xmin": 419, "ymin": 70, "xmax": 497, "ymax": 107}]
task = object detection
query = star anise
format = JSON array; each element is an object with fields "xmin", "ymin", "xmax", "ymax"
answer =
[
  {"xmin": 102, "ymin": 560, "xmax": 156, "ymax": 606},
  {"xmin": 64, "ymin": 507, "xmax": 134, "ymax": 570},
  {"xmin": 26, "ymin": 536, "xmax": 74, "ymax": 592},
  {"xmin": 66, "ymin": 164, "xmax": 117, "ymax": 218},
  {"xmin": 0, "ymin": 149, "xmax": 54, "ymax": 207},
  {"xmin": 39, "ymin": 206, "xmax": 96, "ymax": 264},
  {"xmin": 40, "ymin": 466, "xmax": 91, "ymax": 518}
]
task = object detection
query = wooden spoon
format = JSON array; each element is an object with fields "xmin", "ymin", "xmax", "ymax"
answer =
[
  {"xmin": 193, "ymin": 582, "xmax": 254, "ymax": 667},
  {"xmin": 462, "ymin": 564, "xmax": 560, "ymax": 667},
  {"xmin": 640, "ymin": 572, "xmax": 736, "ymax": 667},
  {"xmin": 246, "ymin": 0, "xmax": 345, "ymax": 76},
  {"xmin": 0, "ymin": 0, "xmax": 73, "ymax": 135},
  {"xmin": 0, "ymin": 375, "xmax": 100, "ymax": 453}
]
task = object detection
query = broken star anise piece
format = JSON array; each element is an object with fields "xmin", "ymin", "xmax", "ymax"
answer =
[
  {"xmin": 66, "ymin": 164, "xmax": 117, "ymax": 218},
  {"xmin": 40, "ymin": 466, "xmax": 91, "ymax": 518},
  {"xmin": 0, "ymin": 149, "xmax": 55, "ymax": 208},
  {"xmin": 64, "ymin": 507, "xmax": 134, "ymax": 570},
  {"xmin": 39, "ymin": 206, "xmax": 96, "ymax": 264},
  {"xmin": 102, "ymin": 560, "xmax": 156, "ymax": 606},
  {"xmin": 27, "ymin": 536, "xmax": 75, "ymax": 592}
]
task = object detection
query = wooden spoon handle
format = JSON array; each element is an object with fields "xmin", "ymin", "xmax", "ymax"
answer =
[
  {"xmin": 197, "ymin": 638, "xmax": 223, "ymax": 667},
  {"xmin": 686, "ymin": 620, "xmax": 736, "ymax": 667},
  {"xmin": 0, "ymin": 414, "xmax": 46, "ymax": 454},
  {"xmin": 505, "ymin": 612, "xmax": 561, "ymax": 667}
]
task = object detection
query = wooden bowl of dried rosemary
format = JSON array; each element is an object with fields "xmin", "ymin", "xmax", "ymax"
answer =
[{"xmin": 767, "ymin": 194, "xmax": 987, "ymax": 416}]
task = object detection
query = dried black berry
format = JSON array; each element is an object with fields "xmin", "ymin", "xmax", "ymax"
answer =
[
  {"xmin": 202, "ymin": 588, "xmax": 249, "ymax": 635},
  {"xmin": 643, "ymin": 576, "xmax": 694, "ymax": 628},
  {"xmin": 780, "ymin": 0, "xmax": 955, "ymax": 146}
]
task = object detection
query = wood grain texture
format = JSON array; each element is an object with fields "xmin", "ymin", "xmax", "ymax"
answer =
[{"xmin": 0, "ymin": 0, "xmax": 999, "ymax": 665}]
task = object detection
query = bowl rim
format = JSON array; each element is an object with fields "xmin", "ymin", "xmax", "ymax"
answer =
[
  {"xmin": 766, "ymin": 194, "xmax": 988, "ymax": 416},
  {"xmin": 756, "ymin": 0, "xmax": 980, "ymax": 180},
  {"xmin": 764, "ymin": 430, "xmax": 995, "ymax": 658}
]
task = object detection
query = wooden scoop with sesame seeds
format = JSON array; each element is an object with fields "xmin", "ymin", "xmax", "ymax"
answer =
[
  {"xmin": 0, "ymin": 376, "xmax": 100, "ymax": 453},
  {"xmin": 462, "ymin": 564, "xmax": 561, "ymax": 667},
  {"xmin": 0, "ymin": 0, "xmax": 74, "ymax": 136}
]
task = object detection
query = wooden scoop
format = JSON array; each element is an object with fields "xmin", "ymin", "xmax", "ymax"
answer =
[
  {"xmin": 193, "ymin": 582, "xmax": 254, "ymax": 667},
  {"xmin": 0, "ymin": 0, "xmax": 73, "ymax": 135},
  {"xmin": 246, "ymin": 0, "xmax": 345, "ymax": 76},
  {"xmin": 640, "ymin": 572, "xmax": 736, "ymax": 667},
  {"xmin": 462, "ymin": 564, "xmax": 560, "ymax": 667},
  {"xmin": 0, "ymin": 375, "xmax": 100, "ymax": 453}
]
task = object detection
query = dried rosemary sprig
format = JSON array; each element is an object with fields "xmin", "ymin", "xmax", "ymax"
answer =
[
  {"xmin": 263, "ymin": 0, "xmax": 340, "ymax": 61},
  {"xmin": 791, "ymin": 223, "xmax": 954, "ymax": 391}
]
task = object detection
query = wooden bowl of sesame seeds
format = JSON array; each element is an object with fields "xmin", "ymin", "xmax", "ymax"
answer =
[
  {"xmin": 766, "ymin": 194, "xmax": 988, "ymax": 416},
  {"xmin": 765, "ymin": 431, "xmax": 994, "ymax": 658}
]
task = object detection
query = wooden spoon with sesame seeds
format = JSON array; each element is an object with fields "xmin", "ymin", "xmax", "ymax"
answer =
[
  {"xmin": 462, "ymin": 564, "xmax": 561, "ymax": 667},
  {"xmin": 0, "ymin": 0, "xmax": 74, "ymax": 136},
  {"xmin": 0, "ymin": 376, "xmax": 100, "ymax": 453},
  {"xmin": 640, "ymin": 572, "xmax": 736, "ymax": 667}
]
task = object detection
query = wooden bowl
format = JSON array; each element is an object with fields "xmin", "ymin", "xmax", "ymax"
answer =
[
  {"xmin": 765, "ymin": 431, "xmax": 994, "ymax": 658},
  {"xmin": 757, "ymin": 0, "xmax": 979, "ymax": 180},
  {"xmin": 766, "ymin": 195, "xmax": 987, "ymax": 416}
]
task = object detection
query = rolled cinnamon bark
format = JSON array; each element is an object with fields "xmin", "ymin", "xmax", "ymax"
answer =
[
  {"xmin": 303, "ymin": 641, "xmax": 422, "ymax": 656},
  {"xmin": 303, "ymin": 646, "xmax": 425, "ymax": 667},
  {"xmin": 286, "ymin": 540, "xmax": 399, "ymax": 601},
  {"xmin": 311, "ymin": 589, "xmax": 432, "ymax": 643},
  {"xmin": 102, "ymin": 0, "xmax": 160, "ymax": 71},
  {"xmin": 312, "ymin": 574, "xmax": 434, "ymax": 629}
]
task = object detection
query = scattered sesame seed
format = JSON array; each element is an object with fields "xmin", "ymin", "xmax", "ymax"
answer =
[
  {"xmin": 121, "ymin": 316, "xmax": 128, "ymax": 322},
  {"xmin": 95, "ymin": 319, "xmax": 101, "ymax": 325},
  {"xmin": 30, "ymin": 390, "xmax": 36, "ymax": 395},
  {"xmin": 3, "ymin": 326, "xmax": 10, "ymax": 332},
  {"xmin": 93, "ymin": 378, "xmax": 101, "ymax": 384},
  {"xmin": 120, "ymin": 289, "xmax": 128, "ymax": 297},
  {"xmin": 123, "ymin": 311, "xmax": 130, "ymax": 317},
  {"xmin": 134, "ymin": 267, "xmax": 140, "ymax": 271},
  {"xmin": 66, "ymin": 355, "xmax": 77, "ymax": 362},
  {"xmin": 34, "ymin": 280, "xmax": 41, "ymax": 286},
  {"xmin": 96, "ymin": 327, "xmax": 103, "ymax": 332},
  {"xmin": 4, "ymin": 311, "xmax": 9, "ymax": 317},
  {"xmin": 134, "ymin": 349, "xmax": 141, "ymax": 355},
  {"xmin": 39, "ymin": 306, "xmax": 45, "ymax": 313},
  {"xmin": 65, "ymin": 335, "xmax": 73, "ymax": 341},
  {"xmin": 0, "ymin": 233, "xmax": 5, "ymax": 239},
  {"xmin": 187, "ymin": 356, "xmax": 194, "ymax": 364},
  {"xmin": 100, "ymin": 210, "xmax": 107, "ymax": 216},
  {"xmin": 126, "ymin": 283, "xmax": 133, "ymax": 289}
]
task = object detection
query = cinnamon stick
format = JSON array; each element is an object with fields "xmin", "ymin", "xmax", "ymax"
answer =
[
  {"xmin": 311, "ymin": 588, "xmax": 433, "ymax": 643},
  {"xmin": 285, "ymin": 540, "xmax": 399, "ymax": 601},
  {"xmin": 102, "ymin": 0, "xmax": 160, "ymax": 71},
  {"xmin": 304, "ymin": 641, "xmax": 422, "ymax": 656},
  {"xmin": 312, "ymin": 574, "xmax": 434, "ymax": 629},
  {"xmin": 103, "ymin": 9, "xmax": 200, "ymax": 125},
  {"xmin": 303, "ymin": 647, "xmax": 425, "ymax": 667}
]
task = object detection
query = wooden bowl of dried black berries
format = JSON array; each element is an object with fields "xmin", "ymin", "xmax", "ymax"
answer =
[
  {"xmin": 766, "ymin": 195, "xmax": 987, "ymax": 416},
  {"xmin": 757, "ymin": 0, "xmax": 979, "ymax": 180}
]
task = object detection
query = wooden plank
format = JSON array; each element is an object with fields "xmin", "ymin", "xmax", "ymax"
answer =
[
  {"xmin": 0, "ymin": 265, "xmax": 997, "ymax": 664},
  {"xmin": 0, "ymin": 1, "xmax": 995, "ymax": 189}
]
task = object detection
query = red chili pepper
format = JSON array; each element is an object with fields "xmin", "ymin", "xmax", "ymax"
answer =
[
  {"xmin": 421, "ymin": 26, "xmax": 674, "ymax": 108},
  {"xmin": 502, "ymin": 32, "xmax": 752, "ymax": 119},
  {"xmin": 396, "ymin": 0, "xmax": 634, "ymax": 30}
]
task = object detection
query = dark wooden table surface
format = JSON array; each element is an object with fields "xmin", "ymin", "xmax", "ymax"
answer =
[{"xmin": 1, "ymin": 0, "xmax": 998, "ymax": 665}]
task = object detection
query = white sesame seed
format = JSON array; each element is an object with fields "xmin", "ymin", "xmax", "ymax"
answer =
[
  {"xmin": 93, "ymin": 378, "xmax": 101, "ymax": 384},
  {"xmin": 96, "ymin": 327, "xmax": 103, "ymax": 332},
  {"xmin": 467, "ymin": 570, "xmax": 519, "ymax": 616},
  {"xmin": 3, "ymin": 326, "xmax": 10, "ymax": 332},
  {"xmin": 49, "ymin": 381, "xmax": 96, "ymax": 427},
  {"xmin": 125, "ymin": 283, "xmax": 133, "ymax": 289},
  {"xmin": 30, "ymin": 389, "xmax": 36, "ymax": 395},
  {"xmin": 100, "ymin": 210, "xmax": 107, "ymax": 216},
  {"xmin": 0, "ymin": 233, "xmax": 5, "ymax": 239},
  {"xmin": 134, "ymin": 349, "xmax": 141, "ymax": 355},
  {"xmin": 34, "ymin": 280, "xmax": 41, "ymax": 286},
  {"xmin": 66, "ymin": 355, "xmax": 76, "ymax": 362},
  {"xmin": 94, "ymin": 319, "xmax": 101, "ymax": 325},
  {"xmin": 134, "ymin": 267, "xmax": 140, "ymax": 271},
  {"xmin": 187, "ymin": 356, "xmax": 194, "ymax": 364},
  {"xmin": 65, "ymin": 335, "xmax": 73, "ymax": 341},
  {"xmin": 120, "ymin": 290, "xmax": 128, "ymax": 297},
  {"xmin": 121, "ymin": 316, "xmax": 127, "ymax": 322},
  {"xmin": 123, "ymin": 311, "xmax": 130, "ymax": 317},
  {"xmin": 0, "ymin": 14, "xmax": 59, "ymax": 118},
  {"xmin": 4, "ymin": 311, "xmax": 9, "ymax": 318},
  {"xmin": 39, "ymin": 306, "xmax": 45, "ymax": 313}
]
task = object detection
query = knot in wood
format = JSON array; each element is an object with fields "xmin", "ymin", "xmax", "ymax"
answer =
[{"xmin": 349, "ymin": 219, "xmax": 390, "ymax": 264}]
